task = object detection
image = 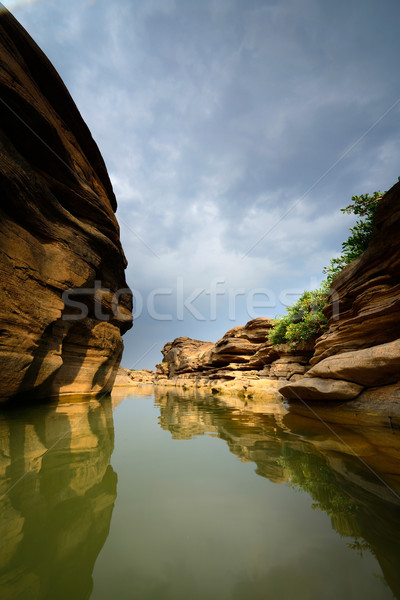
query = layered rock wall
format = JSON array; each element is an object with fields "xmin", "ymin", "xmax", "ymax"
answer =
[
  {"xmin": 280, "ymin": 181, "xmax": 400, "ymax": 403},
  {"xmin": 0, "ymin": 6, "xmax": 132, "ymax": 401},
  {"xmin": 155, "ymin": 318, "xmax": 312, "ymax": 393}
]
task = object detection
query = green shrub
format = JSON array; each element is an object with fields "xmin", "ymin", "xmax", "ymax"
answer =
[{"xmin": 269, "ymin": 283, "xmax": 329, "ymax": 347}]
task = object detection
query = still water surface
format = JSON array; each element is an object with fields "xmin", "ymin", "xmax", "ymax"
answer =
[{"xmin": 0, "ymin": 386, "xmax": 399, "ymax": 599}]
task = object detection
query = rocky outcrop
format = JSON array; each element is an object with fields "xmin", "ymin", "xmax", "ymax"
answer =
[
  {"xmin": 114, "ymin": 367, "xmax": 156, "ymax": 385},
  {"xmin": 279, "ymin": 377, "xmax": 364, "ymax": 401},
  {"xmin": 156, "ymin": 337, "xmax": 214, "ymax": 377},
  {"xmin": 0, "ymin": 6, "xmax": 132, "ymax": 402},
  {"xmin": 280, "ymin": 181, "xmax": 400, "ymax": 403},
  {"xmin": 204, "ymin": 318, "xmax": 277, "ymax": 370},
  {"xmin": 266, "ymin": 342, "xmax": 313, "ymax": 381},
  {"xmin": 156, "ymin": 318, "xmax": 275, "ymax": 378},
  {"xmin": 155, "ymin": 318, "xmax": 312, "ymax": 395}
]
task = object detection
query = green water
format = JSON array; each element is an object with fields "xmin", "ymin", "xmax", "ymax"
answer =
[{"xmin": 0, "ymin": 388, "xmax": 399, "ymax": 599}]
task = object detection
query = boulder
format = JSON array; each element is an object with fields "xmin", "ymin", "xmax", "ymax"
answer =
[
  {"xmin": 0, "ymin": 6, "xmax": 132, "ymax": 401},
  {"xmin": 279, "ymin": 377, "xmax": 364, "ymax": 401},
  {"xmin": 161, "ymin": 337, "xmax": 214, "ymax": 376},
  {"xmin": 306, "ymin": 339, "xmax": 400, "ymax": 387}
]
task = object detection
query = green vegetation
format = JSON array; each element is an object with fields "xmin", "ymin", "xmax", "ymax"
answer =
[
  {"xmin": 278, "ymin": 448, "xmax": 359, "ymax": 519},
  {"xmin": 323, "ymin": 191, "xmax": 383, "ymax": 282},
  {"xmin": 268, "ymin": 191, "xmax": 384, "ymax": 348},
  {"xmin": 269, "ymin": 283, "xmax": 329, "ymax": 347}
]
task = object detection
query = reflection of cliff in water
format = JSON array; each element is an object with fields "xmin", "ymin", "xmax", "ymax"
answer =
[
  {"xmin": 155, "ymin": 387, "xmax": 400, "ymax": 599},
  {"xmin": 0, "ymin": 397, "xmax": 117, "ymax": 600}
]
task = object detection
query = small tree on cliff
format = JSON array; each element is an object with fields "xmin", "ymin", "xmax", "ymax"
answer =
[
  {"xmin": 323, "ymin": 191, "xmax": 383, "ymax": 282},
  {"xmin": 268, "ymin": 190, "xmax": 384, "ymax": 347}
]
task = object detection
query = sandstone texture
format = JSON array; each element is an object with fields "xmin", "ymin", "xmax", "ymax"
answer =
[
  {"xmin": 156, "ymin": 318, "xmax": 277, "ymax": 380},
  {"xmin": 157, "ymin": 337, "xmax": 214, "ymax": 377},
  {"xmin": 156, "ymin": 319, "xmax": 268, "ymax": 378},
  {"xmin": 155, "ymin": 318, "xmax": 312, "ymax": 397},
  {"xmin": 114, "ymin": 367, "xmax": 156, "ymax": 385},
  {"xmin": 279, "ymin": 377, "xmax": 364, "ymax": 401},
  {"xmin": 280, "ymin": 180, "xmax": 400, "ymax": 403},
  {"xmin": 0, "ymin": 6, "xmax": 132, "ymax": 401},
  {"xmin": 305, "ymin": 339, "xmax": 400, "ymax": 387}
]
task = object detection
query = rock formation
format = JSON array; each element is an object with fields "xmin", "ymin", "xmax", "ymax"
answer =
[
  {"xmin": 0, "ymin": 5, "xmax": 132, "ymax": 402},
  {"xmin": 156, "ymin": 318, "xmax": 276, "ymax": 380},
  {"xmin": 280, "ymin": 180, "xmax": 400, "ymax": 403},
  {"xmin": 155, "ymin": 318, "xmax": 312, "ymax": 395},
  {"xmin": 156, "ymin": 181, "xmax": 400, "ymax": 409},
  {"xmin": 114, "ymin": 366, "xmax": 156, "ymax": 385},
  {"xmin": 159, "ymin": 337, "xmax": 215, "ymax": 377}
]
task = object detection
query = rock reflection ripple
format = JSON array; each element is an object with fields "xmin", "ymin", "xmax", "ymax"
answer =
[
  {"xmin": 155, "ymin": 386, "xmax": 400, "ymax": 599},
  {"xmin": 0, "ymin": 397, "xmax": 117, "ymax": 600}
]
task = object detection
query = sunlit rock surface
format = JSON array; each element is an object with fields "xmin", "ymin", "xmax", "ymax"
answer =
[
  {"xmin": 154, "ymin": 320, "xmax": 316, "ymax": 402},
  {"xmin": 0, "ymin": 397, "xmax": 116, "ymax": 599},
  {"xmin": 0, "ymin": 5, "xmax": 132, "ymax": 402},
  {"xmin": 114, "ymin": 367, "xmax": 156, "ymax": 386}
]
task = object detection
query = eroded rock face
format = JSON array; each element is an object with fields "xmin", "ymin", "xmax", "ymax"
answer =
[
  {"xmin": 114, "ymin": 367, "xmax": 156, "ymax": 385},
  {"xmin": 155, "ymin": 319, "xmax": 316, "ymax": 398},
  {"xmin": 205, "ymin": 318, "xmax": 277, "ymax": 369},
  {"xmin": 305, "ymin": 339, "xmax": 400, "ymax": 387},
  {"xmin": 157, "ymin": 337, "xmax": 215, "ymax": 377},
  {"xmin": 0, "ymin": 6, "xmax": 132, "ymax": 401},
  {"xmin": 156, "ymin": 318, "xmax": 278, "ymax": 379},
  {"xmin": 280, "ymin": 180, "xmax": 400, "ymax": 402},
  {"xmin": 155, "ymin": 319, "xmax": 315, "ymax": 394}
]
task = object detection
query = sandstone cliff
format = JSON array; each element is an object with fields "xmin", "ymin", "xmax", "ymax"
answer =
[
  {"xmin": 280, "ymin": 180, "xmax": 400, "ymax": 403},
  {"xmin": 0, "ymin": 6, "xmax": 132, "ymax": 401},
  {"xmin": 155, "ymin": 318, "xmax": 313, "ymax": 394}
]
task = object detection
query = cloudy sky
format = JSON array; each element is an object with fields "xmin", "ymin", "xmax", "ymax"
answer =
[{"xmin": 4, "ymin": 0, "xmax": 400, "ymax": 368}]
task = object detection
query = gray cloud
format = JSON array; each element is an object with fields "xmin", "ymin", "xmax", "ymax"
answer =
[{"xmin": 6, "ymin": 0, "xmax": 400, "ymax": 367}]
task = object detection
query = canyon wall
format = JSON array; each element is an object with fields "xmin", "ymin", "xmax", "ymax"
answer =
[
  {"xmin": 280, "ymin": 180, "xmax": 400, "ymax": 403},
  {"xmin": 0, "ymin": 6, "xmax": 132, "ymax": 402}
]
